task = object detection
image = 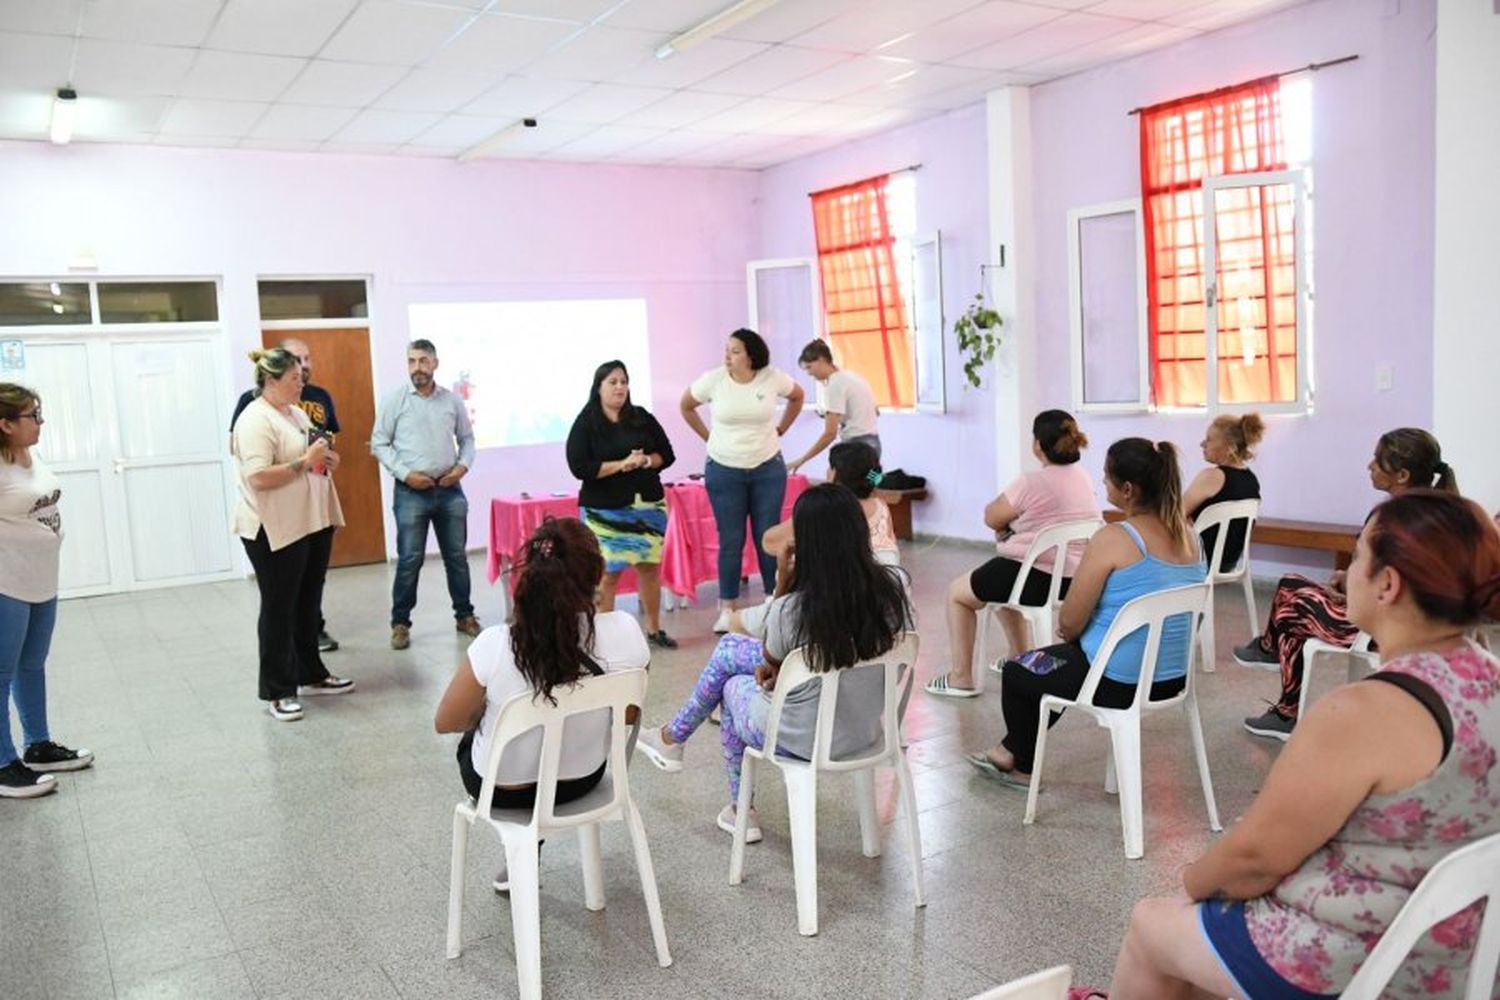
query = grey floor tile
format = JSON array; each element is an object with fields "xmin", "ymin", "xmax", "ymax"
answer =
[{"xmin": 113, "ymin": 954, "xmax": 256, "ymax": 1000}]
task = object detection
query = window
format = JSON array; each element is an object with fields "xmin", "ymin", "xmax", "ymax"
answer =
[
  {"xmin": 0, "ymin": 282, "xmax": 91, "ymax": 326},
  {"xmin": 810, "ymin": 172, "xmax": 916, "ymax": 408},
  {"xmin": 1069, "ymin": 202, "xmax": 1148, "ymax": 412},
  {"xmin": 258, "ymin": 279, "xmax": 369, "ymax": 320},
  {"xmin": 98, "ymin": 281, "xmax": 218, "ymax": 323}
]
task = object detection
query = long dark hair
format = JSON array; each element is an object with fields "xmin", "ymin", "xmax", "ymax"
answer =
[
  {"xmin": 582, "ymin": 359, "xmax": 643, "ymax": 430},
  {"xmin": 783, "ymin": 484, "xmax": 910, "ymax": 672},
  {"xmin": 1105, "ymin": 437, "xmax": 1189, "ymax": 547},
  {"xmin": 1375, "ymin": 428, "xmax": 1457, "ymax": 493},
  {"xmin": 828, "ymin": 440, "xmax": 881, "ymax": 499},
  {"xmin": 510, "ymin": 517, "xmax": 605, "ymax": 704}
]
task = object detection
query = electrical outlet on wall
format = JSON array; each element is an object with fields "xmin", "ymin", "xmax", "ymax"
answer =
[{"xmin": 1375, "ymin": 363, "xmax": 1394, "ymax": 391}]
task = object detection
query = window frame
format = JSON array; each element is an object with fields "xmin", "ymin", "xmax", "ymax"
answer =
[
  {"xmin": 908, "ymin": 230, "xmax": 946, "ymax": 414},
  {"xmin": 1067, "ymin": 199, "xmax": 1149, "ymax": 414}
]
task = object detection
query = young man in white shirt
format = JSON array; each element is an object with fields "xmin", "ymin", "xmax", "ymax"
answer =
[{"xmin": 787, "ymin": 339, "xmax": 881, "ymax": 475}]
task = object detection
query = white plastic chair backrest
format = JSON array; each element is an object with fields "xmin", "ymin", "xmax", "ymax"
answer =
[
  {"xmin": 1342, "ymin": 831, "xmax": 1500, "ymax": 1000},
  {"xmin": 1192, "ymin": 498, "xmax": 1260, "ymax": 581},
  {"xmin": 966, "ymin": 964, "xmax": 1072, "ymax": 1000},
  {"xmin": 1075, "ymin": 583, "xmax": 1210, "ymax": 710},
  {"xmin": 761, "ymin": 632, "xmax": 919, "ymax": 772},
  {"xmin": 1348, "ymin": 631, "xmax": 1375, "ymax": 654},
  {"xmin": 1005, "ymin": 519, "xmax": 1104, "ymax": 609},
  {"xmin": 475, "ymin": 668, "xmax": 646, "ymax": 830}
]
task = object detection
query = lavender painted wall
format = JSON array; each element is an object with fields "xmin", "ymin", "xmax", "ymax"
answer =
[
  {"xmin": 1028, "ymin": 0, "xmax": 1437, "ymax": 540},
  {"xmin": 755, "ymin": 103, "xmax": 1001, "ymax": 541},
  {"xmin": 0, "ymin": 142, "xmax": 760, "ymax": 559}
]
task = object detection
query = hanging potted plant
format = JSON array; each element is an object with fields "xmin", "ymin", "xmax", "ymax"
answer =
[{"xmin": 953, "ymin": 292, "xmax": 1002, "ymax": 388}]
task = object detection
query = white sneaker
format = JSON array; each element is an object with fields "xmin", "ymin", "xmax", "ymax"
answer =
[
  {"xmin": 717, "ymin": 803, "xmax": 762, "ymax": 843},
  {"xmin": 636, "ymin": 728, "xmax": 684, "ymax": 772},
  {"xmin": 267, "ymin": 698, "xmax": 304, "ymax": 722},
  {"xmin": 712, "ymin": 609, "xmax": 732, "ymax": 634}
]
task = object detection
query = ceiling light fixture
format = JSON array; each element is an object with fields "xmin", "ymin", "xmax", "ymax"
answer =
[
  {"xmin": 654, "ymin": 0, "xmax": 783, "ymax": 60},
  {"xmin": 50, "ymin": 87, "xmax": 77, "ymax": 145}
]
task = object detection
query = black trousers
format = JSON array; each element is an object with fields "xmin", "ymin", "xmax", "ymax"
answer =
[
  {"xmin": 456, "ymin": 729, "xmax": 606, "ymax": 811},
  {"xmin": 999, "ymin": 641, "xmax": 1186, "ymax": 773},
  {"xmin": 242, "ymin": 527, "xmax": 334, "ymax": 701}
]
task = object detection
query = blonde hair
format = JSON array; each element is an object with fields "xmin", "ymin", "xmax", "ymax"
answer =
[
  {"xmin": 1210, "ymin": 412, "xmax": 1265, "ymax": 463},
  {"xmin": 0, "ymin": 382, "xmax": 40, "ymax": 463},
  {"xmin": 249, "ymin": 347, "xmax": 298, "ymax": 389}
]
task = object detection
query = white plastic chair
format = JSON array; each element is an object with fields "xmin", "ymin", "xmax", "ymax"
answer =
[
  {"xmin": 976, "ymin": 518, "xmax": 1103, "ymax": 692},
  {"xmin": 1191, "ymin": 498, "xmax": 1260, "ymax": 672},
  {"xmin": 1342, "ymin": 831, "xmax": 1500, "ymax": 999},
  {"xmin": 445, "ymin": 669, "xmax": 671, "ymax": 1000},
  {"xmin": 728, "ymin": 632, "xmax": 924, "ymax": 936},
  {"xmin": 1024, "ymin": 584, "xmax": 1222, "ymax": 860},
  {"xmin": 1296, "ymin": 631, "xmax": 1379, "ymax": 721},
  {"xmin": 965, "ymin": 964, "xmax": 1072, "ymax": 1000}
]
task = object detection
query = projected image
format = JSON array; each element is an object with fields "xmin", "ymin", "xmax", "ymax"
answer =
[{"xmin": 407, "ymin": 299, "xmax": 653, "ymax": 450}]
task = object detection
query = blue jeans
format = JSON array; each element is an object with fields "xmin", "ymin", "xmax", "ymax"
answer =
[
  {"xmin": 704, "ymin": 455, "xmax": 787, "ymax": 600},
  {"xmin": 0, "ymin": 594, "xmax": 56, "ymax": 767},
  {"xmin": 392, "ymin": 482, "xmax": 474, "ymax": 626}
]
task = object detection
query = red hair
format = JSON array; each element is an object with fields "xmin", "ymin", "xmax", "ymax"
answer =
[{"xmin": 1363, "ymin": 490, "xmax": 1500, "ymax": 626}]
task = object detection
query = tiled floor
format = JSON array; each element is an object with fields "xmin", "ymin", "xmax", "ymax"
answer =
[{"xmin": 2, "ymin": 540, "xmax": 1294, "ymax": 999}]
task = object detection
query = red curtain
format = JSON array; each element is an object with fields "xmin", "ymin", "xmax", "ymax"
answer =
[
  {"xmin": 1140, "ymin": 77, "xmax": 1295, "ymax": 408},
  {"xmin": 810, "ymin": 175, "xmax": 914, "ymax": 408}
]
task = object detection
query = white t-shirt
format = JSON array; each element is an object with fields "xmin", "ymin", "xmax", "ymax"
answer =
[
  {"xmin": 822, "ymin": 369, "xmax": 879, "ymax": 440},
  {"xmin": 232, "ymin": 398, "xmax": 344, "ymax": 551},
  {"xmin": 996, "ymin": 462, "xmax": 1101, "ymax": 574},
  {"xmin": 690, "ymin": 365, "xmax": 797, "ymax": 469},
  {"xmin": 0, "ymin": 452, "xmax": 63, "ymax": 603},
  {"xmin": 467, "ymin": 610, "xmax": 650, "ymax": 785}
]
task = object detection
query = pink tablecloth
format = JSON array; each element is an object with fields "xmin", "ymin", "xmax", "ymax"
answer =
[
  {"xmin": 487, "ymin": 494, "xmax": 638, "ymax": 596},
  {"xmin": 659, "ymin": 475, "xmax": 809, "ymax": 600}
]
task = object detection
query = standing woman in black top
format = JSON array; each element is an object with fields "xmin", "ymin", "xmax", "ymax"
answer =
[
  {"xmin": 1182, "ymin": 413, "xmax": 1265, "ymax": 573},
  {"xmin": 566, "ymin": 361, "xmax": 678, "ymax": 648}
]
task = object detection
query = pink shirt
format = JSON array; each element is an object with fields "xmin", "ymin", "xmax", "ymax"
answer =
[{"xmin": 995, "ymin": 463, "xmax": 1100, "ymax": 574}]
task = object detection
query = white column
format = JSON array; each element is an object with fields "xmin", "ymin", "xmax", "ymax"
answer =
[
  {"xmin": 986, "ymin": 87, "xmax": 1037, "ymax": 491},
  {"xmin": 1433, "ymin": 0, "xmax": 1500, "ymax": 512}
]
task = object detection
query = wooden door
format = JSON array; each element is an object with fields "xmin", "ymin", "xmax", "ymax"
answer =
[{"xmin": 261, "ymin": 327, "xmax": 386, "ymax": 566}]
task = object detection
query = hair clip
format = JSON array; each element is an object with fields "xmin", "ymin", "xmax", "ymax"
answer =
[
  {"xmin": 534, "ymin": 538, "xmax": 556, "ymax": 559},
  {"xmin": 866, "ymin": 470, "xmax": 884, "ymax": 485}
]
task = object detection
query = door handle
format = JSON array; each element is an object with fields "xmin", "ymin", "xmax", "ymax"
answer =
[{"xmin": 113, "ymin": 459, "xmax": 126, "ymax": 474}]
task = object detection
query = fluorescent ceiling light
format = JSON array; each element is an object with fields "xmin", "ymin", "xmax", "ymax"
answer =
[
  {"xmin": 655, "ymin": 0, "xmax": 783, "ymax": 60},
  {"xmin": 50, "ymin": 88, "xmax": 77, "ymax": 145}
]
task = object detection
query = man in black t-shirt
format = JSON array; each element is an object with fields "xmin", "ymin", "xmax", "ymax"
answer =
[{"xmin": 229, "ymin": 338, "xmax": 342, "ymax": 653}]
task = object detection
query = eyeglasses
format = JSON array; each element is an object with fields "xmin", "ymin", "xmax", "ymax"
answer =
[{"xmin": 17, "ymin": 410, "xmax": 43, "ymax": 424}]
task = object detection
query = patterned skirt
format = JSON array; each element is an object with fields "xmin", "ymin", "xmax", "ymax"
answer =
[{"xmin": 580, "ymin": 496, "xmax": 668, "ymax": 573}]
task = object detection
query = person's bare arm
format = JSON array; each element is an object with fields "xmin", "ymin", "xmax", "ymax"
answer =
[
  {"xmin": 761, "ymin": 518, "xmax": 793, "ymax": 559},
  {"xmin": 776, "ymin": 383, "xmax": 805, "ymax": 436},
  {"xmin": 788, "ymin": 412, "xmax": 840, "ymax": 473},
  {"xmin": 1055, "ymin": 526, "xmax": 1128, "ymax": 640},
  {"xmin": 1182, "ymin": 467, "xmax": 1226, "ymax": 519},
  {"xmin": 1183, "ymin": 680, "xmax": 1444, "ymax": 900},
  {"xmin": 983, "ymin": 494, "xmax": 1021, "ymax": 534},
  {"xmin": 679, "ymin": 388, "xmax": 710, "ymax": 443},
  {"xmin": 246, "ymin": 438, "xmax": 327, "ymax": 490},
  {"xmin": 434, "ymin": 654, "xmax": 487, "ymax": 733}
]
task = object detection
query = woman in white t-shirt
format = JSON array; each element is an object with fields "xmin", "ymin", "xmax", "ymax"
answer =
[
  {"xmin": 0, "ymin": 384, "xmax": 92, "ymax": 799},
  {"xmin": 926, "ymin": 410, "xmax": 1101, "ymax": 698},
  {"xmin": 680, "ymin": 329, "xmax": 805, "ymax": 633},
  {"xmin": 435, "ymin": 517, "xmax": 649, "ymax": 888},
  {"xmin": 231, "ymin": 349, "xmax": 351, "ymax": 723}
]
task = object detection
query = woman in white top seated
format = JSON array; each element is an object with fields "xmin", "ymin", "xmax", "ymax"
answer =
[{"xmin": 435, "ymin": 516, "xmax": 649, "ymax": 815}]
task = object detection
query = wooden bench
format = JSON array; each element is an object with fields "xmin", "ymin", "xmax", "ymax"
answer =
[
  {"xmin": 1104, "ymin": 510, "xmax": 1360, "ymax": 569},
  {"xmin": 875, "ymin": 487, "xmax": 929, "ymax": 541}
]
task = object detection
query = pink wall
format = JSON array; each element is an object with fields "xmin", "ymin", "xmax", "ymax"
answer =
[
  {"xmin": 755, "ymin": 102, "xmax": 1001, "ymax": 540},
  {"xmin": 0, "ymin": 142, "xmax": 761, "ymax": 557},
  {"xmin": 1028, "ymin": 0, "xmax": 1437, "ymax": 539}
]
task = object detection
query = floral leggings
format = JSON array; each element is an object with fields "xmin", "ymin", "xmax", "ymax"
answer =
[
  {"xmin": 1255, "ymin": 574, "xmax": 1360, "ymax": 717},
  {"xmin": 665, "ymin": 634, "xmax": 767, "ymax": 800}
]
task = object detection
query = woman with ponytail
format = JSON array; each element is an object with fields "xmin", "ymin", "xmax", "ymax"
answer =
[
  {"xmin": 1100, "ymin": 491, "xmax": 1500, "ymax": 1000},
  {"xmin": 928, "ymin": 410, "xmax": 1101, "ymax": 698},
  {"xmin": 1237, "ymin": 428, "xmax": 1459, "ymax": 741},
  {"xmin": 1183, "ymin": 412, "xmax": 1265, "ymax": 573},
  {"xmin": 966, "ymin": 438, "xmax": 1205, "ymax": 787}
]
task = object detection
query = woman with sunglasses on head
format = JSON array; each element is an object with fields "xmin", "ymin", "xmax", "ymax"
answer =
[{"xmin": 0, "ymin": 384, "xmax": 93, "ymax": 798}]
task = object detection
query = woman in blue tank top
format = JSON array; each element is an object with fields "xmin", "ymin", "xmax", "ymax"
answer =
[{"xmin": 966, "ymin": 438, "xmax": 1206, "ymax": 786}]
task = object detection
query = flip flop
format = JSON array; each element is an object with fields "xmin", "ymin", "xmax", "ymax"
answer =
[
  {"xmin": 924, "ymin": 673, "xmax": 980, "ymax": 699},
  {"xmin": 964, "ymin": 752, "xmax": 1034, "ymax": 791}
]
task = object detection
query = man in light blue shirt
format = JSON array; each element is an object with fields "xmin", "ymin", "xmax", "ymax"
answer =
[{"xmin": 371, "ymin": 339, "xmax": 480, "ymax": 649}]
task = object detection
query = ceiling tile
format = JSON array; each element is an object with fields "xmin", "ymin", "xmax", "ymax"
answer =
[
  {"xmin": 692, "ymin": 43, "xmax": 852, "ymax": 97},
  {"xmin": 320, "ymin": 140, "xmax": 402, "ymax": 155},
  {"xmin": 179, "ymin": 51, "xmax": 308, "ymax": 102},
  {"xmin": 0, "ymin": 0, "xmax": 83, "ymax": 35},
  {"xmin": 153, "ymin": 133, "xmax": 239, "ymax": 147},
  {"xmin": 893, "ymin": 68, "xmax": 1045, "ymax": 110},
  {"xmin": 279, "ymin": 60, "xmax": 408, "ymax": 107},
  {"xmin": 715, "ymin": 0, "xmax": 852, "ymax": 44},
  {"xmin": 544, "ymin": 82, "xmax": 674, "ymax": 123},
  {"xmin": 790, "ymin": 0, "xmax": 994, "ymax": 54},
  {"xmin": 159, "ymin": 97, "xmax": 269, "ymax": 136},
  {"xmin": 331, "ymin": 107, "xmax": 444, "ymax": 144},
  {"xmin": 611, "ymin": 36, "xmax": 770, "ymax": 88},
  {"xmin": 950, "ymin": 11, "xmax": 1141, "ymax": 70},
  {"xmin": 71, "ymin": 39, "xmax": 196, "ymax": 97},
  {"xmin": 1088, "ymin": 0, "xmax": 1214, "ymax": 18},
  {"xmin": 462, "ymin": 75, "xmax": 591, "ymax": 117},
  {"xmin": 1020, "ymin": 0, "xmax": 1106, "ymax": 8},
  {"xmin": 204, "ymin": 0, "xmax": 360, "ymax": 58},
  {"xmin": 523, "ymin": 24, "xmax": 666, "ymax": 81},
  {"xmin": 423, "ymin": 12, "xmax": 580, "ymax": 75},
  {"xmin": 614, "ymin": 89, "xmax": 745, "ymax": 129},
  {"xmin": 842, "ymin": 62, "xmax": 995, "ymax": 106},
  {"xmin": 759, "ymin": 100, "xmax": 891, "ymax": 136},
  {"xmin": 73, "ymin": 95, "xmax": 170, "ymax": 138},
  {"xmin": 472, "ymin": 118, "xmax": 593, "ymax": 156},
  {"xmin": 875, "ymin": 2, "xmax": 1064, "ymax": 64},
  {"xmin": 692, "ymin": 95, "xmax": 818, "ymax": 133},
  {"xmin": 319, "ymin": 0, "xmax": 476, "ymax": 66},
  {"xmin": 79, "ymin": 0, "xmax": 222, "ymax": 47},
  {"xmin": 238, "ymin": 137, "xmax": 324, "ymax": 152},
  {"xmin": 1022, "ymin": 20, "xmax": 1199, "ymax": 76},
  {"xmin": 551, "ymin": 123, "xmax": 662, "ymax": 157},
  {"xmin": 372, "ymin": 68, "xmax": 496, "ymax": 113},
  {"xmin": 677, "ymin": 131, "xmax": 801, "ymax": 166},
  {"xmin": 248, "ymin": 103, "xmax": 358, "ymax": 141},
  {"xmin": 1160, "ymin": 0, "xmax": 1305, "ymax": 29},
  {"xmin": 489, "ymin": 0, "xmax": 618, "ymax": 21},
  {"xmin": 612, "ymin": 127, "xmax": 725, "ymax": 161},
  {"xmin": 0, "ymin": 31, "xmax": 73, "ymax": 90},
  {"xmin": 767, "ymin": 54, "xmax": 915, "ymax": 102},
  {"xmin": 407, "ymin": 112, "xmax": 513, "ymax": 148},
  {"xmin": 396, "ymin": 144, "xmax": 463, "ymax": 157},
  {"xmin": 604, "ymin": 0, "xmax": 746, "ymax": 32},
  {"xmin": 0, "ymin": 92, "xmax": 52, "ymax": 139}
]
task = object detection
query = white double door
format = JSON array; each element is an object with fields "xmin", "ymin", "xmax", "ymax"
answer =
[{"xmin": 21, "ymin": 330, "xmax": 236, "ymax": 597}]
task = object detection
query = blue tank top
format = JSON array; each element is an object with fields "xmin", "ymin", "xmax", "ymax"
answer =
[{"xmin": 1078, "ymin": 521, "xmax": 1206, "ymax": 684}]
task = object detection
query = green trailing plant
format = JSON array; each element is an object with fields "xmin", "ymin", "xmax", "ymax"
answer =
[{"xmin": 953, "ymin": 292, "xmax": 1002, "ymax": 388}]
